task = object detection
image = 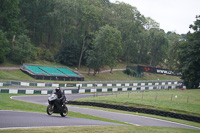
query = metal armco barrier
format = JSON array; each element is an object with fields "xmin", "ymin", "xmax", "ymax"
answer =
[
  {"xmin": 0, "ymin": 80, "xmax": 180, "ymax": 88},
  {"xmin": 67, "ymin": 101, "xmax": 200, "ymax": 123}
]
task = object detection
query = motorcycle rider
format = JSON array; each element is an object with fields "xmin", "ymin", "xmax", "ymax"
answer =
[{"xmin": 54, "ymin": 87, "xmax": 66, "ymax": 106}]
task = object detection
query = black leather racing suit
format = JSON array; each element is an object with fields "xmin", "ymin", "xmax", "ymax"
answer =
[{"xmin": 55, "ymin": 90, "xmax": 66, "ymax": 105}]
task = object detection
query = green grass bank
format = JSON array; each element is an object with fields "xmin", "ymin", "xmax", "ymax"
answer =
[
  {"xmin": 0, "ymin": 126, "xmax": 199, "ymax": 133},
  {"xmin": 75, "ymin": 89, "xmax": 200, "ymax": 117}
]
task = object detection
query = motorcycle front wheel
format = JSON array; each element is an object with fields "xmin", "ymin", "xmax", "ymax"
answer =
[
  {"xmin": 47, "ymin": 105, "xmax": 53, "ymax": 115},
  {"xmin": 60, "ymin": 105, "xmax": 68, "ymax": 117}
]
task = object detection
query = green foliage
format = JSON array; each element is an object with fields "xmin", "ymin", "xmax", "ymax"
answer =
[
  {"xmin": 0, "ymin": 0, "xmax": 182, "ymax": 70},
  {"xmin": 167, "ymin": 32, "xmax": 182, "ymax": 71},
  {"xmin": 10, "ymin": 34, "xmax": 36, "ymax": 64},
  {"xmin": 124, "ymin": 68, "xmax": 131, "ymax": 75},
  {"xmin": 0, "ymin": 0, "xmax": 20, "ymax": 39},
  {"xmin": 0, "ymin": 30, "xmax": 9, "ymax": 63},
  {"xmin": 90, "ymin": 25, "xmax": 122, "ymax": 74},
  {"xmin": 85, "ymin": 49, "xmax": 102, "ymax": 75},
  {"xmin": 56, "ymin": 29, "xmax": 80, "ymax": 66},
  {"xmin": 131, "ymin": 69, "xmax": 136, "ymax": 76},
  {"xmin": 148, "ymin": 29, "xmax": 169, "ymax": 66},
  {"xmin": 111, "ymin": 2, "xmax": 146, "ymax": 64},
  {"xmin": 124, "ymin": 68, "xmax": 136, "ymax": 77},
  {"xmin": 137, "ymin": 32, "xmax": 150, "ymax": 64},
  {"xmin": 178, "ymin": 15, "xmax": 200, "ymax": 89},
  {"xmin": 19, "ymin": 0, "xmax": 54, "ymax": 45},
  {"xmin": 100, "ymin": 25, "xmax": 122, "ymax": 72},
  {"xmin": 39, "ymin": 48, "xmax": 54, "ymax": 62},
  {"xmin": 145, "ymin": 17, "xmax": 160, "ymax": 30}
]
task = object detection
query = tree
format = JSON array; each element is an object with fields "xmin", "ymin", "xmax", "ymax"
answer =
[
  {"xmin": 56, "ymin": 29, "xmax": 80, "ymax": 66},
  {"xmin": 144, "ymin": 17, "xmax": 160, "ymax": 30},
  {"xmin": 105, "ymin": 28, "xmax": 122, "ymax": 73},
  {"xmin": 148, "ymin": 29, "xmax": 169, "ymax": 66},
  {"xmin": 85, "ymin": 49, "xmax": 103, "ymax": 76},
  {"xmin": 178, "ymin": 15, "xmax": 200, "ymax": 89},
  {"xmin": 0, "ymin": 30, "xmax": 9, "ymax": 63},
  {"xmin": 51, "ymin": 0, "xmax": 104, "ymax": 68},
  {"xmin": 11, "ymin": 34, "xmax": 36, "ymax": 64},
  {"xmin": 137, "ymin": 31, "xmax": 150, "ymax": 64},
  {"xmin": 110, "ymin": 2, "xmax": 148, "ymax": 65},
  {"xmin": 0, "ymin": 0, "xmax": 20, "ymax": 40},
  {"xmin": 167, "ymin": 32, "xmax": 182, "ymax": 71},
  {"xmin": 77, "ymin": 0, "xmax": 103, "ymax": 69},
  {"xmin": 0, "ymin": 0, "xmax": 20, "ymax": 63},
  {"xmin": 93, "ymin": 25, "xmax": 122, "ymax": 73},
  {"xmin": 0, "ymin": 0, "xmax": 168, "ymax": 66},
  {"xmin": 19, "ymin": 0, "xmax": 54, "ymax": 45}
]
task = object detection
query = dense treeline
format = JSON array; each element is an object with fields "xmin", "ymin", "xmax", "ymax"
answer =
[
  {"xmin": 0, "ymin": 0, "xmax": 199, "ymax": 88},
  {"xmin": 0, "ymin": 0, "xmax": 170, "ymax": 66}
]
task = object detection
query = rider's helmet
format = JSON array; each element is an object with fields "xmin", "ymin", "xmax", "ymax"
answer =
[{"xmin": 55, "ymin": 87, "xmax": 60, "ymax": 93}]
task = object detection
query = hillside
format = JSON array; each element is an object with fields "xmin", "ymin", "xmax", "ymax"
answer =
[{"xmin": 0, "ymin": 67, "xmax": 180, "ymax": 83}]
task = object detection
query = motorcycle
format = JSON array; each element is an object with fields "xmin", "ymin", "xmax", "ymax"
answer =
[{"xmin": 47, "ymin": 93, "xmax": 68, "ymax": 117}]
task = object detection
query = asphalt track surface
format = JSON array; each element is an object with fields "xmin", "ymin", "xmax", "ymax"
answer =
[
  {"xmin": 0, "ymin": 110, "xmax": 121, "ymax": 129},
  {"xmin": 2, "ymin": 94, "xmax": 200, "ymax": 130}
]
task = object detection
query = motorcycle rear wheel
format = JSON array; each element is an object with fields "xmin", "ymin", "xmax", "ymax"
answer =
[
  {"xmin": 60, "ymin": 105, "xmax": 68, "ymax": 117},
  {"xmin": 47, "ymin": 105, "xmax": 53, "ymax": 115}
]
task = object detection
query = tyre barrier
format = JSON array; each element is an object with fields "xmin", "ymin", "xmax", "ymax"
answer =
[{"xmin": 67, "ymin": 101, "xmax": 200, "ymax": 123}]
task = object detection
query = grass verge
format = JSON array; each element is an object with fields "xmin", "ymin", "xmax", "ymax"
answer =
[
  {"xmin": 69, "ymin": 104, "xmax": 200, "ymax": 128},
  {"xmin": 0, "ymin": 125, "xmax": 199, "ymax": 133},
  {"xmin": 75, "ymin": 89, "xmax": 200, "ymax": 117}
]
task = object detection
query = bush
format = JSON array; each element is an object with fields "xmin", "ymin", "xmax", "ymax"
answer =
[
  {"xmin": 38, "ymin": 46, "xmax": 54, "ymax": 62},
  {"xmin": 131, "ymin": 69, "xmax": 136, "ymax": 76},
  {"xmin": 124, "ymin": 68, "xmax": 131, "ymax": 75},
  {"xmin": 10, "ymin": 34, "xmax": 36, "ymax": 64},
  {"xmin": 124, "ymin": 68, "xmax": 136, "ymax": 77}
]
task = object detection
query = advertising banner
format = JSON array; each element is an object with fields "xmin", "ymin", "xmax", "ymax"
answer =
[
  {"xmin": 124, "ymin": 66, "xmax": 178, "ymax": 75},
  {"xmin": 137, "ymin": 66, "xmax": 174, "ymax": 75}
]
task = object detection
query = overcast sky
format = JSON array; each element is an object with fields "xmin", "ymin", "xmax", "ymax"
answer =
[{"xmin": 110, "ymin": 0, "xmax": 200, "ymax": 34}]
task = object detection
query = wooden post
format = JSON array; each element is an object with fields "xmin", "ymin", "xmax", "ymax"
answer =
[
  {"xmin": 187, "ymin": 96, "xmax": 189, "ymax": 103},
  {"xmin": 155, "ymin": 93, "xmax": 158, "ymax": 101},
  {"xmin": 171, "ymin": 94, "xmax": 173, "ymax": 101}
]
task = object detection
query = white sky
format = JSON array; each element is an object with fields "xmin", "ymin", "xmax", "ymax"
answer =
[{"xmin": 110, "ymin": 0, "xmax": 200, "ymax": 34}]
